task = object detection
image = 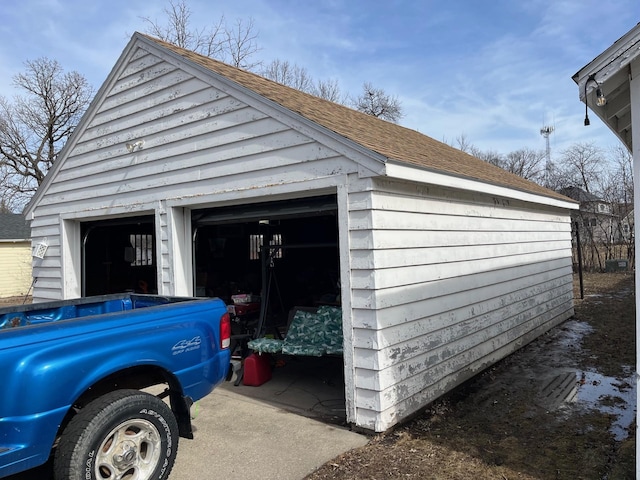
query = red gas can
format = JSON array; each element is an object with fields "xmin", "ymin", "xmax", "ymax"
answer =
[{"xmin": 243, "ymin": 353, "xmax": 272, "ymax": 386}]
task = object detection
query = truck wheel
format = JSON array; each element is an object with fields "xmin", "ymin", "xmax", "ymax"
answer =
[{"xmin": 54, "ymin": 389, "xmax": 179, "ymax": 480}]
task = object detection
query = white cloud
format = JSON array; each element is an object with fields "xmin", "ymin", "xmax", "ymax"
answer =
[{"xmin": 0, "ymin": 0, "xmax": 634, "ymax": 159}]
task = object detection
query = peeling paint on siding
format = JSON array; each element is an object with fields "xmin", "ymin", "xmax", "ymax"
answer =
[{"xmin": 349, "ymin": 179, "xmax": 574, "ymax": 431}]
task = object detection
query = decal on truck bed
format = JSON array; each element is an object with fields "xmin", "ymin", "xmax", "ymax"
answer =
[{"xmin": 172, "ymin": 336, "xmax": 202, "ymax": 355}]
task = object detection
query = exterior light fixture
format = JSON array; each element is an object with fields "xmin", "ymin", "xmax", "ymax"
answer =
[
  {"xmin": 595, "ymin": 85, "xmax": 607, "ymax": 107},
  {"xmin": 583, "ymin": 74, "xmax": 606, "ymax": 126},
  {"xmin": 32, "ymin": 240, "xmax": 48, "ymax": 259}
]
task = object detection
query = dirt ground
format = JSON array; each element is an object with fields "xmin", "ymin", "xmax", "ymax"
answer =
[{"xmin": 305, "ymin": 272, "xmax": 636, "ymax": 480}]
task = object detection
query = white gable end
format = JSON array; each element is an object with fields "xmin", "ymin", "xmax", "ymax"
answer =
[
  {"xmin": 32, "ymin": 46, "xmax": 357, "ymax": 218},
  {"xmin": 26, "ymin": 42, "xmax": 364, "ymax": 301}
]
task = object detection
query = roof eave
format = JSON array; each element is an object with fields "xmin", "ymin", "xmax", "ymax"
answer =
[
  {"xmin": 572, "ymin": 23, "xmax": 640, "ymax": 86},
  {"xmin": 572, "ymin": 23, "xmax": 640, "ymax": 152},
  {"xmin": 385, "ymin": 160, "xmax": 579, "ymax": 210}
]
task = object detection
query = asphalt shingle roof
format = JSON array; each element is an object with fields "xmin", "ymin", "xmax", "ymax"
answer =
[
  {"xmin": 0, "ymin": 213, "xmax": 30, "ymax": 240},
  {"xmin": 558, "ymin": 186, "xmax": 602, "ymax": 203},
  {"xmin": 144, "ymin": 34, "xmax": 573, "ymax": 204}
]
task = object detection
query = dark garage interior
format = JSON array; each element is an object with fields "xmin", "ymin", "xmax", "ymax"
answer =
[
  {"xmin": 192, "ymin": 194, "xmax": 341, "ymax": 335},
  {"xmin": 193, "ymin": 194, "xmax": 347, "ymax": 424},
  {"xmin": 82, "ymin": 215, "xmax": 157, "ymax": 296}
]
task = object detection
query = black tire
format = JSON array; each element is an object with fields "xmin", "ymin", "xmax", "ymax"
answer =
[{"xmin": 53, "ymin": 389, "xmax": 179, "ymax": 480}]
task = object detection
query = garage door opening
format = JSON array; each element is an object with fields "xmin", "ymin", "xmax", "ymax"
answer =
[
  {"xmin": 192, "ymin": 195, "xmax": 340, "ymax": 327},
  {"xmin": 192, "ymin": 195, "xmax": 347, "ymax": 424},
  {"xmin": 82, "ymin": 216, "xmax": 156, "ymax": 296}
]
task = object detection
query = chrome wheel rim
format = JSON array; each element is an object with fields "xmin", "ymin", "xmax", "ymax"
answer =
[{"xmin": 94, "ymin": 419, "xmax": 162, "ymax": 480}]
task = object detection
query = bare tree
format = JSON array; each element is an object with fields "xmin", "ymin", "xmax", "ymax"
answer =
[
  {"xmin": 450, "ymin": 135, "xmax": 545, "ymax": 182},
  {"xmin": 603, "ymin": 145, "xmax": 634, "ymax": 264},
  {"xmin": 352, "ymin": 82, "xmax": 403, "ymax": 123},
  {"xmin": 449, "ymin": 134, "xmax": 490, "ymax": 161},
  {"xmin": 543, "ymin": 161, "xmax": 566, "ymax": 192},
  {"xmin": 465, "ymin": 144, "xmax": 543, "ymax": 183},
  {"xmin": 473, "ymin": 148, "xmax": 504, "ymax": 169},
  {"xmin": 313, "ymin": 78, "xmax": 344, "ymax": 103},
  {"xmin": 0, "ymin": 161, "xmax": 25, "ymax": 213},
  {"xmin": 452, "ymin": 133, "xmax": 474, "ymax": 154},
  {"xmin": 262, "ymin": 60, "xmax": 345, "ymax": 103},
  {"xmin": 553, "ymin": 142, "xmax": 634, "ymax": 271},
  {"xmin": 141, "ymin": 0, "xmax": 260, "ymax": 69},
  {"xmin": 224, "ymin": 17, "xmax": 261, "ymax": 70},
  {"xmin": 264, "ymin": 58, "xmax": 397, "ymax": 113},
  {"xmin": 141, "ymin": 0, "xmax": 225, "ymax": 57},
  {"xmin": 503, "ymin": 148, "xmax": 546, "ymax": 182},
  {"xmin": 143, "ymin": 1, "xmax": 404, "ymax": 117},
  {"xmin": 558, "ymin": 142, "xmax": 605, "ymax": 193},
  {"xmin": 262, "ymin": 59, "xmax": 314, "ymax": 92},
  {"xmin": 0, "ymin": 58, "xmax": 93, "ymax": 211},
  {"xmin": 608, "ymin": 144, "xmax": 633, "ymax": 205}
]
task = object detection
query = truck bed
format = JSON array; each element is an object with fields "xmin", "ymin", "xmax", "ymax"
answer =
[{"xmin": 0, "ymin": 293, "xmax": 196, "ymax": 329}]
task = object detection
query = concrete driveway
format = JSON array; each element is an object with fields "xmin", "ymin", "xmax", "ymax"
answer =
[{"xmin": 171, "ymin": 386, "xmax": 368, "ymax": 480}]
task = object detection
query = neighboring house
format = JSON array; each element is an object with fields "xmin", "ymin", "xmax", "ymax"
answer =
[
  {"xmin": 559, "ymin": 186, "xmax": 616, "ymax": 243},
  {"xmin": 25, "ymin": 33, "xmax": 578, "ymax": 432},
  {"xmin": 620, "ymin": 208, "xmax": 634, "ymax": 242},
  {"xmin": 0, "ymin": 213, "xmax": 32, "ymax": 297}
]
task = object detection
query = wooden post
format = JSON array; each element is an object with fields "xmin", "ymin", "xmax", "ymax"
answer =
[{"xmin": 575, "ymin": 221, "xmax": 584, "ymax": 300}]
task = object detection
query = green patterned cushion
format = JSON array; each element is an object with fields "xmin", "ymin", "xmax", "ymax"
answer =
[
  {"xmin": 317, "ymin": 306, "xmax": 343, "ymax": 355},
  {"xmin": 249, "ymin": 306, "xmax": 343, "ymax": 356},
  {"xmin": 247, "ymin": 337, "xmax": 284, "ymax": 354}
]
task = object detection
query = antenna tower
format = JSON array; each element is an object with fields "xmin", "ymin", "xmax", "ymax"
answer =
[{"xmin": 540, "ymin": 125, "xmax": 554, "ymax": 184}]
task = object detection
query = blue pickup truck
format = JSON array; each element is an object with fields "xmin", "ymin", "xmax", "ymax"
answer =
[{"xmin": 0, "ymin": 293, "xmax": 231, "ymax": 480}]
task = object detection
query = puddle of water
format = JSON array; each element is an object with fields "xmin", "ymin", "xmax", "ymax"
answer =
[
  {"xmin": 530, "ymin": 319, "xmax": 636, "ymax": 441},
  {"xmin": 539, "ymin": 369, "xmax": 636, "ymax": 440},
  {"xmin": 555, "ymin": 321, "xmax": 593, "ymax": 349},
  {"xmin": 576, "ymin": 370, "xmax": 636, "ymax": 440}
]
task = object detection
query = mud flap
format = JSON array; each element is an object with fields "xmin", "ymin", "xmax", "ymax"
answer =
[{"xmin": 170, "ymin": 392, "xmax": 194, "ymax": 439}]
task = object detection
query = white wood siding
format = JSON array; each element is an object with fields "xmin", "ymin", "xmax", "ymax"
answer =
[
  {"xmin": 29, "ymin": 47, "xmax": 356, "ymax": 301},
  {"xmin": 348, "ymin": 179, "xmax": 574, "ymax": 431}
]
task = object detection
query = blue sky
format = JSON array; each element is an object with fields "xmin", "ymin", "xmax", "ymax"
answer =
[{"xmin": 0, "ymin": 0, "xmax": 637, "ymax": 158}]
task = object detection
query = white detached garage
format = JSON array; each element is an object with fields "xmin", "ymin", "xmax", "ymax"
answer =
[{"xmin": 25, "ymin": 33, "xmax": 578, "ymax": 432}]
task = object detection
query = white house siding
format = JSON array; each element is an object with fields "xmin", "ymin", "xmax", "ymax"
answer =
[
  {"xmin": 0, "ymin": 241, "xmax": 32, "ymax": 297},
  {"xmin": 28, "ymin": 46, "xmax": 358, "ymax": 301},
  {"xmin": 348, "ymin": 178, "xmax": 574, "ymax": 431},
  {"xmin": 29, "ymin": 213, "xmax": 64, "ymax": 300}
]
